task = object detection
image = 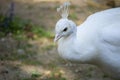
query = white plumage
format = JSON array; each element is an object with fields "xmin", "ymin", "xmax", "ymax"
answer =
[{"xmin": 54, "ymin": 2, "xmax": 120, "ymax": 79}]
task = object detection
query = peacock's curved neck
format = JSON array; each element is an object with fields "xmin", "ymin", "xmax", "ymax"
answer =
[{"xmin": 57, "ymin": 31, "xmax": 98, "ymax": 63}]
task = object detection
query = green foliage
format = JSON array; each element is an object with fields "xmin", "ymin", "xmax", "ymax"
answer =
[
  {"xmin": 9, "ymin": 17, "xmax": 26, "ymax": 33},
  {"xmin": 0, "ymin": 15, "xmax": 54, "ymax": 39},
  {"xmin": 48, "ymin": 77, "xmax": 66, "ymax": 80},
  {"xmin": 32, "ymin": 26, "xmax": 54, "ymax": 39},
  {"xmin": 0, "ymin": 15, "xmax": 5, "ymax": 22},
  {"xmin": 69, "ymin": 13, "xmax": 78, "ymax": 20},
  {"xmin": 103, "ymin": 74, "xmax": 109, "ymax": 78},
  {"xmin": 42, "ymin": 43, "xmax": 55, "ymax": 51},
  {"xmin": 0, "ymin": 15, "xmax": 28, "ymax": 34},
  {"xmin": 31, "ymin": 71, "xmax": 42, "ymax": 78}
]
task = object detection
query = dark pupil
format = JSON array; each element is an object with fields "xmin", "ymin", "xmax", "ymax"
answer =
[{"xmin": 63, "ymin": 28, "xmax": 67, "ymax": 31}]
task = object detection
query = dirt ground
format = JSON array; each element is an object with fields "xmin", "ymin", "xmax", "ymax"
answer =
[{"xmin": 0, "ymin": 0, "xmax": 117, "ymax": 80}]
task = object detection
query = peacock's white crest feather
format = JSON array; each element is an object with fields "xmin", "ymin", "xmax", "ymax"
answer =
[{"xmin": 57, "ymin": 2, "xmax": 70, "ymax": 19}]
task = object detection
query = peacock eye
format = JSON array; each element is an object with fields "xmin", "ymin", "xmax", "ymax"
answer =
[{"xmin": 63, "ymin": 27, "xmax": 68, "ymax": 32}]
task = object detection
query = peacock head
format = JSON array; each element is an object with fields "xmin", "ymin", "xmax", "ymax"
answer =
[{"xmin": 54, "ymin": 2, "xmax": 77, "ymax": 42}]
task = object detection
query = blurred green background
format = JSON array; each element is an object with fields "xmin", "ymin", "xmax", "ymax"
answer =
[{"xmin": 0, "ymin": 0, "xmax": 119, "ymax": 80}]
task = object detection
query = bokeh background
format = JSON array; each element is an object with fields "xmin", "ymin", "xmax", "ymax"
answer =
[{"xmin": 0, "ymin": 0, "xmax": 120, "ymax": 80}]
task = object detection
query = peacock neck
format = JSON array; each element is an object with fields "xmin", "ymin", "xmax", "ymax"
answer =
[{"xmin": 57, "ymin": 31, "xmax": 98, "ymax": 63}]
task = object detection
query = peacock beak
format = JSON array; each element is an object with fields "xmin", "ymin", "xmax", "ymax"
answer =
[{"xmin": 54, "ymin": 33, "xmax": 63, "ymax": 42}]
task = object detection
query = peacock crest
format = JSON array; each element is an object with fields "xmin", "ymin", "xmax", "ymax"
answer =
[{"xmin": 57, "ymin": 2, "xmax": 71, "ymax": 19}]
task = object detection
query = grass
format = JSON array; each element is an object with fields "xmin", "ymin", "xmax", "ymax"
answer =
[
  {"xmin": 48, "ymin": 77, "xmax": 66, "ymax": 80},
  {"xmin": 27, "ymin": 5, "xmax": 34, "ymax": 10},
  {"xmin": 0, "ymin": 15, "xmax": 54, "ymax": 40},
  {"xmin": 21, "ymin": 72, "xmax": 67, "ymax": 80},
  {"xmin": 12, "ymin": 50, "xmax": 42, "ymax": 65},
  {"xmin": 32, "ymin": 26, "xmax": 54, "ymax": 39},
  {"xmin": 69, "ymin": 13, "xmax": 78, "ymax": 20},
  {"xmin": 42, "ymin": 43, "xmax": 55, "ymax": 51},
  {"xmin": 43, "ymin": 70, "xmax": 67, "ymax": 80},
  {"xmin": 20, "ymin": 67, "xmax": 67, "ymax": 80},
  {"xmin": 31, "ymin": 71, "xmax": 42, "ymax": 78}
]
